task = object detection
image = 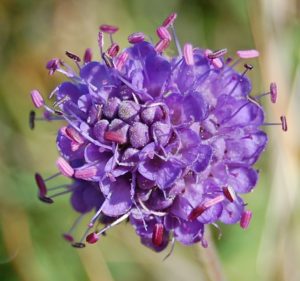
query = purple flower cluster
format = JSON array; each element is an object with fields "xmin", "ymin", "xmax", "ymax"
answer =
[{"xmin": 31, "ymin": 13, "xmax": 287, "ymax": 252}]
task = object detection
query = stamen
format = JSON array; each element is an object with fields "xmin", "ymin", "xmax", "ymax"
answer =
[
  {"xmin": 44, "ymin": 172, "xmax": 61, "ymax": 182},
  {"xmin": 107, "ymin": 43, "xmax": 119, "ymax": 58},
  {"xmin": 137, "ymin": 197, "xmax": 167, "ymax": 217},
  {"xmin": 243, "ymin": 63, "xmax": 253, "ymax": 71},
  {"xmin": 65, "ymin": 127, "xmax": 84, "ymax": 144},
  {"xmin": 262, "ymin": 115, "xmax": 288, "ymax": 132},
  {"xmin": 56, "ymin": 157, "xmax": 74, "ymax": 177},
  {"xmin": 207, "ymin": 48, "xmax": 227, "ymax": 59},
  {"xmin": 156, "ymin": 26, "xmax": 171, "ymax": 41},
  {"xmin": 29, "ymin": 110, "xmax": 36, "ymax": 130},
  {"xmin": 98, "ymin": 31, "xmax": 104, "ymax": 57},
  {"xmin": 94, "ymin": 212, "xmax": 130, "ymax": 236},
  {"xmin": 170, "ymin": 24, "xmax": 182, "ymax": 56},
  {"xmin": 115, "ymin": 52, "xmax": 129, "ymax": 71},
  {"xmin": 188, "ymin": 195, "xmax": 225, "ymax": 221},
  {"xmin": 240, "ymin": 210, "xmax": 252, "ymax": 229},
  {"xmin": 31, "ymin": 90, "xmax": 44, "ymax": 108},
  {"xmin": 83, "ymin": 48, "xmax": 92, "ymax": 63},
  {"xmin": 270, "ymin": 82, "xmax": 277, "ymax": 103},
  {"xmin": 72, "ymin": 242, "xmax": 86, "ymax": 248},
  {"xmin": 65, "ymin": 51, "xmax": 81, "ymax": 62},
  {"xmin": 155, "ymin": 39, "xmax": 170, "ymax": 53},
  {"xmin": 253, "ymin": 82, "xmax": 278, "ymax": 103},
  {"xmin": 152, "ymin": 223, "xmax": 164, "ymax": 247},
  {"xmin": 49, "ymin": 189, "xmax": 72, "ymax": 199},
  {"xmin": 63, "ymin": 214, "xmax": 84, "ymax": 243},
  {"xmin": 99, "ymin": 24, "xmax": 119, "ymax": 34},
  {"xmin": 162, "ymin": 12, "xmax": 177, "ymax": 28},
  {"xmin": 222, "ymin": 186, "xmax": 236, "ymax": 202},
  {"xmin": 280, "ymin": 115, "xmax": 288, "ymax": 131},
  {"xmin": 102, "ymin": 53, "xmax": 114, "ymax": 68},
  {"xmin": 128, "ymin": 32, "xmax": 145, "ymax": 44},
  {"xmin": 35, "ymin": 173, "xmax": 47, "ymax": 198},
  {"xmin": 183, "ymin": 43, "xmax": 194, "ymax": 65},
  {"xmin": 39, "ymin": 196, "xmax": 54, "ymax": 204},
  {"xmin": 212, "ymin": 223, "xmax": 223, "ymax": 239},
  {"xmin": 228, "ymin": 64, "xmax": 253, "ymax": 95},
  {"xmin": 236, "ymin": 49, "xmax": 259, "ymax": 59},
  {"xmin": 204, "ymin": 49, "xmax": 223, "ymax": 69},
  {"xmin": 86, "ymin": 232, "xmax": 99, "ymax": 244},
  {"xmin": 63, "ymin": 234, "xmax": 74, "ymax": 242},
  {"xmin": 163, "ymin": 236, "xmax": 176, "ymax": 261},
  {"xmin": 104, "ymin": 131, "xmax": 127, "ymax": 144},
  {"xmin": 74, "ymin": 166, "xmax": 97, "ymax": 180},
  {"xmin": 88, "ymin": 193, "xmax": 111, "ymax": 228}
]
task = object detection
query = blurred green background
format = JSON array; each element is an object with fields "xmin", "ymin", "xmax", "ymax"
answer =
[{"xmin": 0, "ymin": 0, "xmax": 299, "ymax": 281}]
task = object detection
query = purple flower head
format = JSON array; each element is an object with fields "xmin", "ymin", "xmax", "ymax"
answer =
[{"xmin": 31, "ymin": 13, "xmax": 287, "ymax": 253}]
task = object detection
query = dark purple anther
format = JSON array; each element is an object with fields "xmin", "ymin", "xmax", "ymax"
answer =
[
  {"xmin": 207, "ymin": 48, "xmax": 227, "ymax": 59},
  {"xmin": 39, "ymin": 196, "xmax": 54, "ymax": 204},
  {"xmin": 99, "ymin": 24, "xmax": 119, "ymax": 34},
  {"xmin": 205, "ymin": 49, "xmax": 223, "ymax": 68},
  {"xmin": 63, "ymin": 233, "xmax": 74, "ymax": 242},
  {"xmin": 128, "ymin": 32, "xmax": 145, "ymax": 44},
  {"xmin": 155, "ymin": 39, "xmax": 170, "ymax": 53},
  {"xmin": 72, "ymin": 242, "xmax": 86, "ymax": 248},
  {"xmin": 244, "ymin": 63, "xmax": 253, "ymax": 70},
  {"xmin": 107, "ymin": 43, "xmax": 120, "ymax": 58},
  {"xmin": 270, "ymin": 82, "xmax": 277, "ymax": 103},
  {"xmin": 222, "ymin": 186, "xmax": 236, "ymax": 202},
  {"xmin": 35, "ymin": 173, "xmax": 47, "ymax": 197},
  {"xmin": 188, "ymin": 195, "xmax": 224, "ymax": 221},
  {"xmin": 162, "ymin": 12, "xmax": 177, "ymax": 28},
  {"xmin": 65, "ymin": 51, "xmax": 81, "ymax": 62},
  {"xmin": 115, "ymin": 52, "xmax": 128, "ymax": 71},
  {"xmin": 156, "ymin": 26, "xmax": 171, "ymax": 41},
  {"xmin": 152, "ymin": 223, "xmax": 164, "ymax": 247},
  {"xmin": 83, "ymin": 48, "xmax": 92, "ymax": 63},
  {"xmin": 240, "ymin": 210, "xmax": 252, "ymax": 229},
  {"xmin": 86, "ymin": 232, "xmax": 99, "ymax": 244},
  {"xmin": 280, "ymin": 115, "xmax": 288, "ymax": 132},
  {"xmin": 29, "ymin": 110, "xmax": 36, "ymax": 130}
]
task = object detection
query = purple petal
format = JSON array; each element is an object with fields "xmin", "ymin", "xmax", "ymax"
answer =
[
  {"xmin": 182, "ymin": 91, "xmax": 208, "ymax": 122},
  {"xmin": 193, "ymin": 145, "xmax": 212, "ymax": 173},
  {"xmin": 219, "ymin": 201, "xmax": 244, "ymax": 224},
  {"xmin": 144, "ymin": 54, "xmax": 171, "ymax": 98},
  {"xmin": 101, "ymin": 176, "xmax": 133, "ymax": 217},
  {"xmin": 225, "ymin": 131, "xmax": 268, "ymax": 165},
  {"xmin": 173, "ymin": 219, "xmax": 204, "ymax": 245},
  {"xmin": 227, "ymin": 164, "xmax": 258, "ymax": 193},
  {"xmin": 138, "ymin": 156, "xmax": 182, "ymax": 189}
]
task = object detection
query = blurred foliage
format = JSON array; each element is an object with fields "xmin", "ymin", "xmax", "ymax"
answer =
[{"xmin": 0, "ymin": 0, "xmax": 299, "ymax": 281}]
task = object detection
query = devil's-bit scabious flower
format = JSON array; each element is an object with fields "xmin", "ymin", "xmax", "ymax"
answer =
[{"xmin": 30, "ymin": 13, "xmax": 287, "ymax": 252}]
